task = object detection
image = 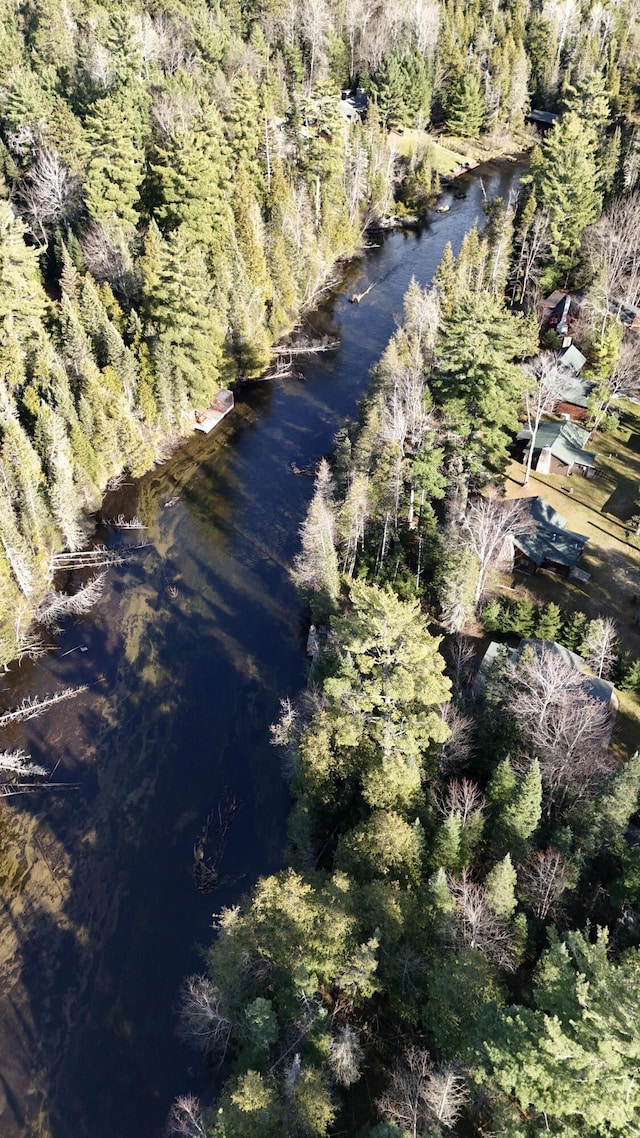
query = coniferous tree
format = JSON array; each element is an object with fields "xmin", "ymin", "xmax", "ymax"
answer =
[
  {"xmin": 84, "ymin": 96, "xmax": 144, "ymax": 231},
  {"xmin": 445, "ymin": 74, "xmax": 485, "ymax": 137}
]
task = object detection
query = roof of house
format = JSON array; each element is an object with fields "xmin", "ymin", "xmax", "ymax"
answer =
[
  {"xmin": 477, "ymin": 638, "xmax": 615, "ymax": 706},
  {"xmin": 554, "ymin": 369, "xmax": 593, "ymax": 409},
  {"xmin": 339, "ymin": 89, "xmax": 368, "ymax": 120},
  {"xmin": 607, "ymin": 299, "xmax": 640, "ymax": 327},
  {"xmin": 513, "ymin": 496, "xmax": 588, "ymax": 568},
  {"xmin": 559, "ymin": 344, "xmax": 587, "ymax": 374},
  {"xmin": 531, "ymin": 420, "xmax": 597, "ymax": 468},
  {"xmin": 527, "ymin": 110, "xmax": 560, "ymax": 126},
  {"xmin": 518, "ymin": 640, "xmax": 614, "ymax": 705}
]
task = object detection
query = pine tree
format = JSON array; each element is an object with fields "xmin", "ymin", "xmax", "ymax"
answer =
[
  {"xmin": 84, "ymin": 95, "xmax": 144, "ymax": 230},
  {"xmin": 445, "ymin": 74, "xmax": 485, "ymax": 138},
  {"xmin": 533, "ymin": 112, "xmax": 601, "ymax": 279},
  {"xmin": 486, "ymin": 758, "xmax": 517, "ymax": 810},
  {"xmin": 561, "ymin": 609, "xmax": 588, "ymax": 652},
  {"xmin": 152, "ymin": 104, "xmax": 233, "ymax": 255},
  {"xmin": 0, "ymin": 203, "xmax": 47, "ymax": 345},
  {"xmin": 485, "ymin": 855, "xmax": 517, "ymax": 917},
  {"xmin": 146, "ymin": 226, "xmax": 224, "ymax": 407},
  {"xmin": 494, "ymin": 761, "xmax": 542, "ymax": 860},
  {"xmin": 534, "ymin": 602, "xmax": 562, "ymax": 643},
  {"xmin": 431, "ymin": 813, "xmax": 463, "ymax": 874}
]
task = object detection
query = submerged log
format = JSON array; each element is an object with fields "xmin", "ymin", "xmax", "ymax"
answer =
[{"xmin": 349, "ymin": 282, "xmax": 375, "ymax": 304}]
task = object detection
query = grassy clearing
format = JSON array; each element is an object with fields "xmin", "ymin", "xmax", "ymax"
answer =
[{"xmin": 388, "ymin": 129, "xmax": 469, "ymax": 173}]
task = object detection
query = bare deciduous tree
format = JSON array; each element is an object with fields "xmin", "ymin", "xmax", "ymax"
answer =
[
  {"xmin": 463, "ymin": 495, "xmax": 533, "ymax": 607},
  {"xmin": 519, "ymin": 847, "xmax": 574, "ymax": 920},
  {"xmin": 449, "ymin": 872, "xmax": 516, "ymax": 969},
  {"xmin": 378, "ymin": 1047, "xmax": 468, "ymax": 1137},
  {"xmin": 521, "ymin": 354, "xmax": 571, "ymax": 486},
  {"xmin": 16, "ymin": 147, "xmax": 82, "ymax": 244},
  {"xmin": 422, "ymin": 1063, "xmax": 469, "ymax": 1128},
  {"xmin": 505, "ymin": 645, "xmax": 613, "ymax": 804},
  {"xmin": 580, "ymin": 617, "xmax": 618, "ymax": 679},
  {"xmin": 176, "ymin": 975, "xmax": 233, "ymax": 1062},
  {"xmin": 511, "ymin": 209, "xmax": 550, "ymax": 305},
  {"xmin": 587, "ymin": 191, "xmax": 640, "ymax": 310},
  {"xmin": 438, "ymin": 703, "xmax": 474, "ymax": 772},
  {"xmin": 438, "ymin": 778, "xmax": 485, "ymax": 824},
  {"xmin": 446, "ymin": 634, "xmax": 476, "ymax": 696},
  {"xmin": 328, "ymin": 1023, "xmax": 363, "ymax": 1086},
  {"xmin": 166, "ymin": 1094, "xmax": 207, "ymax": 1138},
  {"xmin": 610, "ymin": 337, "xmax": 640, "ymax": 403},
  {"xmin": 339, "ymin": 472, "xmax": 369, "ymax": 577}
]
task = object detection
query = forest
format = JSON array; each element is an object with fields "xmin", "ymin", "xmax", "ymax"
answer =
[
  {"xmin": 0, "ymin": 0, "xmax": 640, "ymax": 666},
  {"xmin": 1, "ymin": 0, "xmax": 640, "ymax": 1135}
]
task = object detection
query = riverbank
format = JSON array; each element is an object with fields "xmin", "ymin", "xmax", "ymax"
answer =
[{"xmin": 0, "ymin": 158, "xmax": 529, "ymax": 1138}]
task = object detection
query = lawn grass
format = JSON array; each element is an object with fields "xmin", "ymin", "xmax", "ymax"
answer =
[
  {"xmin": 388, "ymin": 129, "xmax": 469, "ymax": 174},
  {"xmin": 611, "ymin": 688, "xmax": 640, "ymax": 762}
]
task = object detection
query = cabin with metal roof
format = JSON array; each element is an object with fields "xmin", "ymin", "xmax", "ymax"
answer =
[
  {"xmin": 522, "ymin": 420, "xmax": 597, "ymax": 477},
  {"xmin": 509, "ymin": 496, "xmax": 588, "ymax": 577},
  {"xmin": 526, "ymin": 109, "xmax": 561, "ymax": 128},
  {"xmin": 477, "ymin": 639, "xmax": 617, "ymax": 713}
]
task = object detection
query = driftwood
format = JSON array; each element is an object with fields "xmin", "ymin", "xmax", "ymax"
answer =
[
  {"xmin": 270, "ymin": 339, "xmax": 339, "ymax": 356},
  {"xmin": 101, "ymin": 514, "xmax": 147, "ymax": 530},
  {"xmin": 290, "ymin": 461, "xmax": 316, "ymax": 478},
  {"xmin": 349, "ymin": 282, "xmax": 375, "ymax": 303},
  {"xmin": 0, "ymin": 685, "xmax": 88, "ymax": 728},
  {"xmin": 193, "ymin": 793, "xmax": 240, "ymax": 892},
  {"xmin": 0, "ymin": 782, "xmax": 80, "ymax": 798},
  {"xmin": 36, "ymin": 573, "xmax": 106, "ymax": 626},
  {"xmin": 51, "ymin": 542, "xmax": 150, "ymax": 571}
]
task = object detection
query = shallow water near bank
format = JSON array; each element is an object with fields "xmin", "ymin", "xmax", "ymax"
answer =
[{"xmin": 0, "ymin": 158, "xmax": 526, "ymax": 1138}]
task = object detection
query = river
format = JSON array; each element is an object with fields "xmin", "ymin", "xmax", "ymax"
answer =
[{"xmin": 0, "ymin": 158, "xmax": 525, "ymax": 1138}]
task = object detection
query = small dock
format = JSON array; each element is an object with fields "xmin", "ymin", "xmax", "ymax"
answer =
[{"xmin": 194, "ymin": 390, "xmax": 234, "ymax": 434}]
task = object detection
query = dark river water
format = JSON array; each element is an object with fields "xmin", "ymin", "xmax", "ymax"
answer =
[{"xmin": 0, "ymin": 158, "xmax": 525, "ymax": 1138}]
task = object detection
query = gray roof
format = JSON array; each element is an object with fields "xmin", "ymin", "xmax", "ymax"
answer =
[
  {"xmin": 513, "ymin": 496, "xmax": 587, "ymax": 568},
  {"xmin": 518, "ymin": 640, "xmax": 614, "ymax": 706},
  {"xmin": 477, "ymin": 638, "xmax": 615, "ymax": 706},
  {"xmin": 559, "ymin": 344, "xmax": 587, "ymax": 374},
  {"xmin": 531, "ymin": 420, "xmax": 597, "ymax": 468},
  {"xmin": 527, "ymin": 110, "xmax": 560, "ymax": 125},
  {"xmin": 554, "ymin": 370, "xmax": 593, "ymax": 409}
]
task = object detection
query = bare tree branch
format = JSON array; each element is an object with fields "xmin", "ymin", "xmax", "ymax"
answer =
[{"xmin": 176, "ymin": 975, "xmax": 233, "ymax": 1063}]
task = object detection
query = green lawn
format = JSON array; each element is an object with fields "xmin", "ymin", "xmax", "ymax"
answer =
[{"xmin": 388, "ymin": 129, "xmax": 469, "ymax": 174}]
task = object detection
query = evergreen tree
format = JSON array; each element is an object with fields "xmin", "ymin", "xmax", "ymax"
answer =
[
  {"xmin": 494, "ymin": 761, "xmax": 542, "ymax": 860},
  {"xmin": 147, "ymin": 226, "xmax": 224, "ymax": 407},
  {"xmin": 84, "ymin": 95, "xmax": 144, "ymax": 230},
  {"xmin": 484, "ymin": 855, "xmax": 517, "ymax": 918},
  {"xmin": 445, "ymin": 74, "xmax": 485, "ymax": 137},
  {"xmin": 434, "ymin": 295, "xmax": 538, "ymax": 476},
  {"xmin": 152, "ymin": 104, "xmax": 233, "ymax": 256},
  {"xmin": 478, "ymin": 929, "xmax": 640, "ymax": 1135},
  {"xmin": 533, "ymin": 112, "xmax": 601, "ymax": 280},
  {"xmin": 534, "ymin": 602, "xmax": 562, "ymax": 642}
]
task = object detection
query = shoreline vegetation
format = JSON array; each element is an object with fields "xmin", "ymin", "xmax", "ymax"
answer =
[
  {"xmin": 1, "ymin": 0, "xmax": 640, "ymax": 1134},
  {"xmin": 174, "ymin": 261, "xmax": 640, "ymax": 1138}
]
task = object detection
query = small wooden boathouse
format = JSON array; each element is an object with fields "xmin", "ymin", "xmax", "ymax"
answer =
[{"xmin": 194, "ymin": 389, "xmax": 234, "ymax": 434}]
